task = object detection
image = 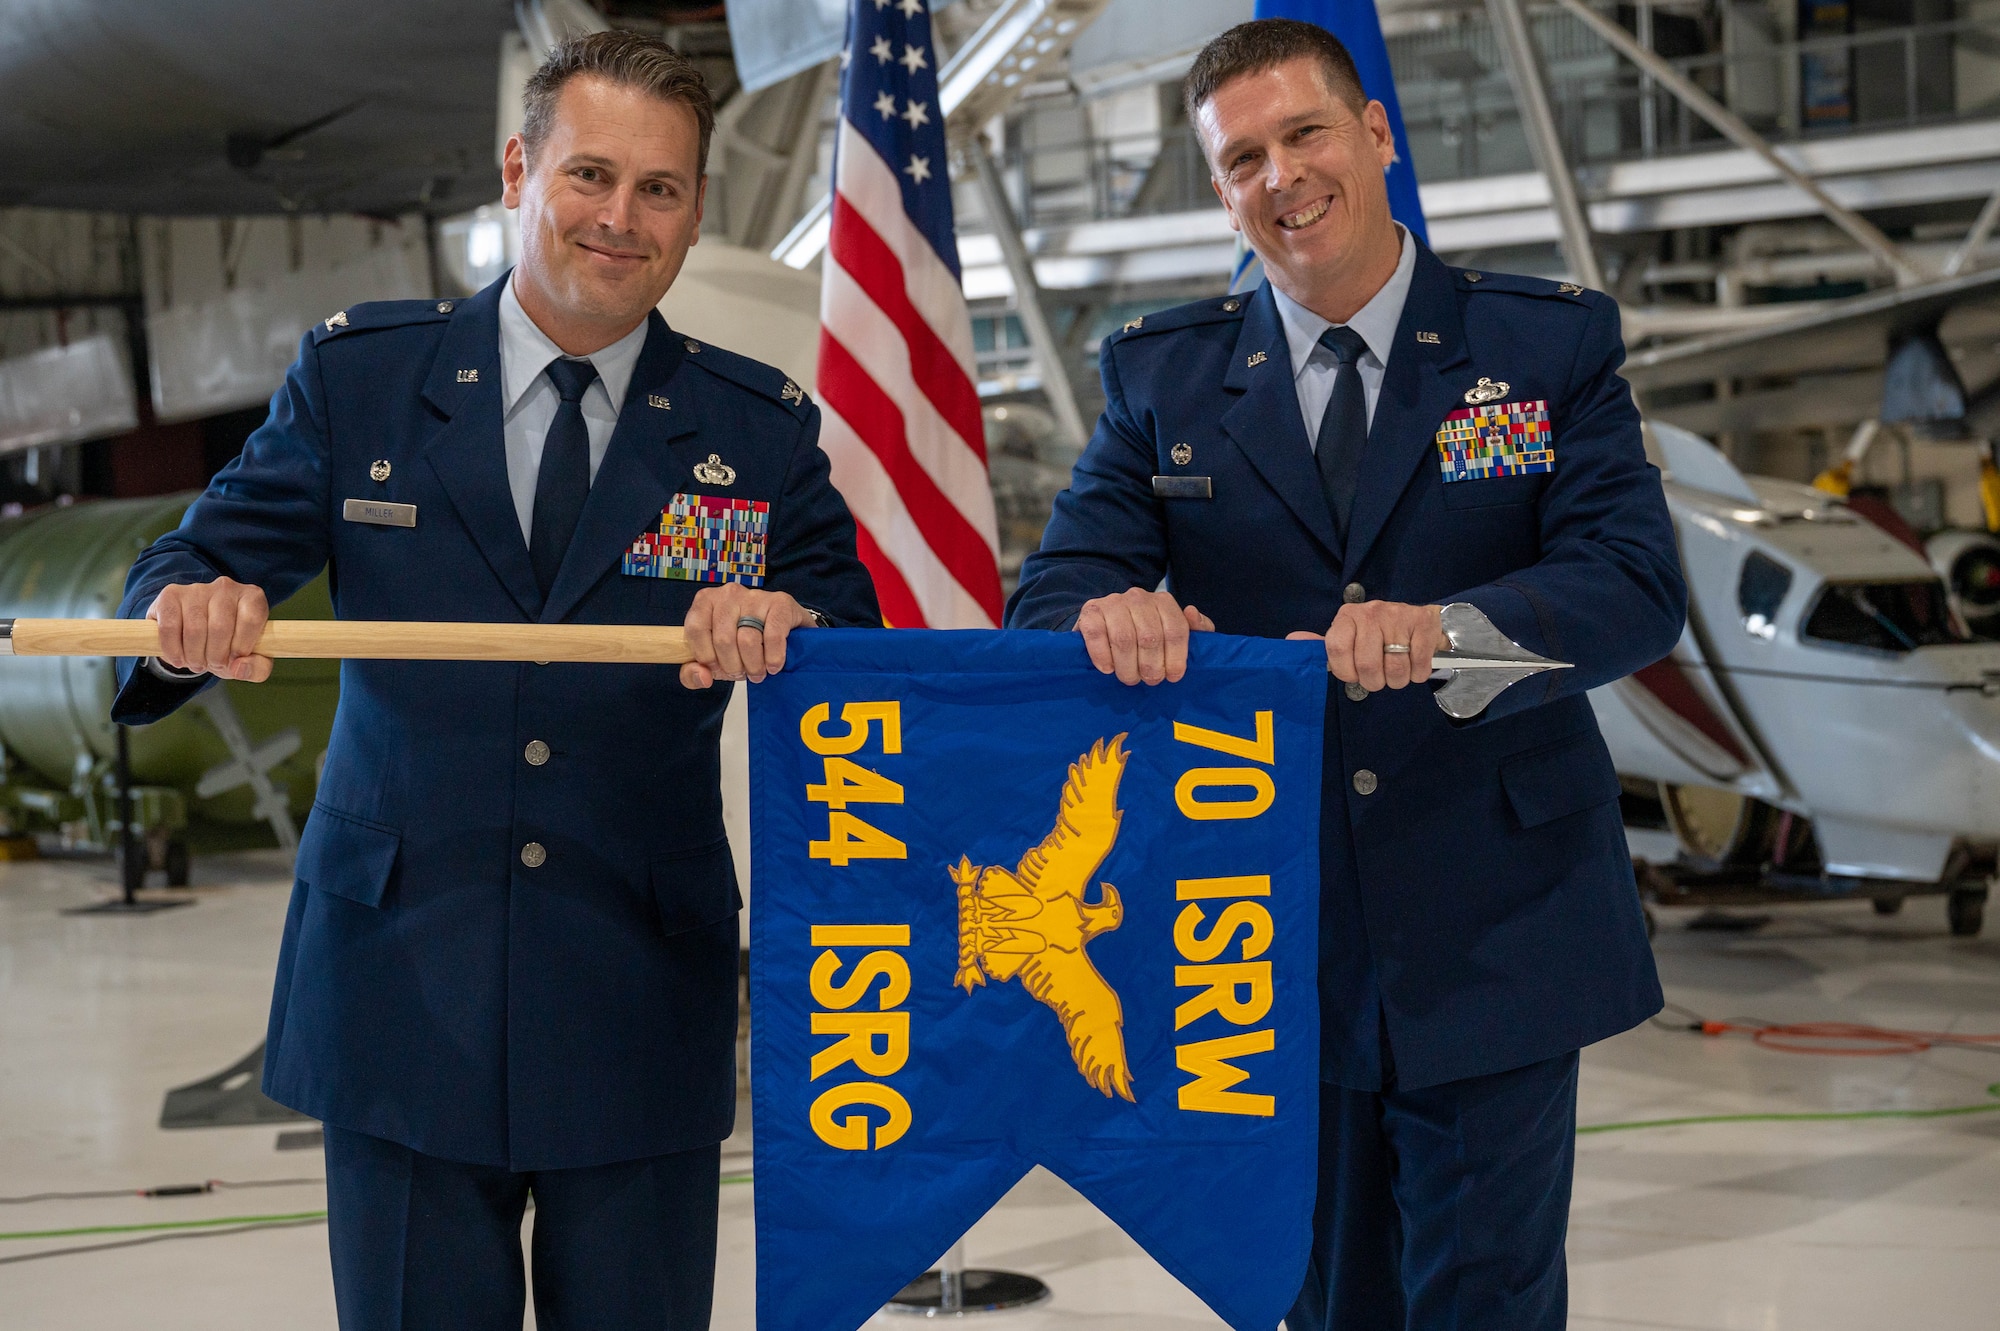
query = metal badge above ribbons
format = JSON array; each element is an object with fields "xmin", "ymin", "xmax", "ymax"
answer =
[{"xmin": 749, "ymin": 630, "xmax": 1326, "ymax": 1331}]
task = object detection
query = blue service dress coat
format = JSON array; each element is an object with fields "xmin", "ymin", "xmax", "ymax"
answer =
[
  {"xmin": 1008, "ymin": 245, "xmax": 1685, "ymax": 1092},
  {"xmin": 112, "ymin": 276, "xmax": 881, "ymax": 1171}
]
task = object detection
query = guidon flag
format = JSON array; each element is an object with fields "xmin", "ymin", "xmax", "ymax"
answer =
[{"xmin": 750, "ymin": 630, "xmax": 1327, "ymax": 1331}]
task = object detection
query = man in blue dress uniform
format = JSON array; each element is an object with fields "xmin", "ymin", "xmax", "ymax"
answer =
[
  {"xmin": 111, "ymin": 32, "xmax": 878, "ymax": 1331},
  {"xmin": 1008, "ymin": 20, "xmax": 1685, "ymax": 1330}
]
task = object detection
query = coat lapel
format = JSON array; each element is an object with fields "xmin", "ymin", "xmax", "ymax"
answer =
[
  {"xmin": 1220, "ymin": 284, "xmax": 1341, "ymax": 561},
  {"xmin": 419, "ymin": 280, "xmax": 542, "ymax": 620},
  {"xmin": 1341, "ymin": 246, "xmax": 1472, "ymax": 573},
  {"xmin": 541, "ymin": 314, "xmax": 695, "ymax": 624}
]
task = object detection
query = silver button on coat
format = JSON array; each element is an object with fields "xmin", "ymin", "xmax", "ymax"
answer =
[
  {"xmin": 521, "ymin": 842, "xmax": 547, "ymax": 868},
  {"xmin": 1352, "ymin": 770, "xmax": 1378, "ymax": 796},
  {"xmin": 525, "ymin": 740, "xmax": 550, "ymax": 766}
]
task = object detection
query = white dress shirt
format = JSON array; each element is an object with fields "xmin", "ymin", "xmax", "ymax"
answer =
[
  {"xmin": 497, "ymin": 275, "xmax": 650, "ymax": 543},
  {"xmin": 1270, "ymin": 225, "xmax": 1418, "ymax": 445}
]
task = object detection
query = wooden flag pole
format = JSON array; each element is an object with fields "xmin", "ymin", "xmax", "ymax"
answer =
[{"xmin": 0, "ymin": 618, "xmax": 695, "ymax": 665}]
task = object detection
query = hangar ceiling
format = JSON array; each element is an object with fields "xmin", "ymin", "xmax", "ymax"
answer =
[{"xmin": 0, "ymin": 0, "xmax": 519, "ymax": 216}]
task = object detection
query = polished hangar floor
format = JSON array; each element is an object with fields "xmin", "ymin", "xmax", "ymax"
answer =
[{"xmin": 2, "ymin": 853, "xmax": 1998, "ymax": 1330}]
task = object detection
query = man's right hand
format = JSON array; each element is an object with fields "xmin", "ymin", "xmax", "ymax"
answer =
[
  {"xmin": 1075, "ymin": 588, "xmax": 1214, "ymax": 685},
  {"xmin": 146, "ymin": 578, "xmax": 273, "ymax": 682}
]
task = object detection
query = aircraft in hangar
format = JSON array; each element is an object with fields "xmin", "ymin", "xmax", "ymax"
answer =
[{"xmin": 1611, "ymin": 263, "xmax": 2000, "ymax": 935}]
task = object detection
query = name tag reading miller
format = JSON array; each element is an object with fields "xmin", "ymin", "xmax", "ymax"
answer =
[{"xmin": 343, "ymin": 498, "xmax": 417, "ymax": 528}]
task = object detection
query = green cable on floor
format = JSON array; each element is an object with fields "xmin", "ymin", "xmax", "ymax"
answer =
[
  {"xmin": 0, "ymin": 1173, "xmax": 757, "ymax": 1243},
  {"xmin": 9, "ymin": 1089, "xmax": 2000, "ymax": 1245},
  {"xmin": 1576, "ymin": 1082, "xmax": 2000, "ymax": 1135}
]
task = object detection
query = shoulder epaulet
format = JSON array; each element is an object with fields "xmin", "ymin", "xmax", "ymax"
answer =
[
  {"xmin": 1108, "ymin": 294, "xmax": 1250, "ymax": 344},
  {"xmin": 311, "ymin": 297, "xmax": 457, "ymax": 343},
  {"xmin": 1455, "ymin": 269, "xmax": 1595, "ymax": 303},
  {"xmin": 678, "ymin": 336, "xmax": 812, "ymax": 417}
]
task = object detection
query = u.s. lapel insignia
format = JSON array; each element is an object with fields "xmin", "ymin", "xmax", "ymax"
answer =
[
  {"xmin": 692, "ymin": 453, "xmax": 737, "ymax": 486},
  {"xmin": 369, "ymin": 459, "xmax": 392, "ymax": 482},
  {"xmin": 1464, "ymin": 376, "xmax": 1510, "ymax": 405},
  {"xmin": 1557, "ymin": 282, "xmax": 1585, "ymax": 295},
  {"xmin": 1416, "ymin": 330, "xmax": 1441, "ymax": 345},
  {"xmin": 1246, "ymin": 351, "xmax": 1268, "ymax": 368},
  {"xmin": 456, "ymin": 368, "xmax": 478, "ymax": 383},
  {"xmin": 781, "ymin": 380, "xmax": 805, "ymax": 406},
  {"xmin": 1170, "ymin": 442, "xmax": 1193, "ymax": 466},
  {"xmin": 648, "ymin": 394, "xmax": 670, "ymax": 410},
  {"xmin": 324, "ymin": 310, "xmax": 349, "ymax": 330}
]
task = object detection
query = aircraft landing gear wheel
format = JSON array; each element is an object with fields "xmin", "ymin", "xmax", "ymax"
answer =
[
  {"xmin": 1872, "ymin": 897, "xmax": 1903, "ymax": 916},
  {"xmin": 1948, "ymin": 888, "xmax": 1985, "ymax": 938},
  {"xmin": 1660, "ymin": 785, "xmax": 1782, "ymax": 873},
  {"xmin": 165, "ymin": 839, "xmax": 191, "ymax": 888}
]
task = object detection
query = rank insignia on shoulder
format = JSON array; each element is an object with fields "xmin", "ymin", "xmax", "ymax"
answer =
[
  {"xmin": 692, "ymin": 453, "xmax": 737, "ymax": 486},
  {"xmin": 649, "ymin": 394, "xmax": 670, "ymax": 410},
  {"xmin": 324, "ymin": 310, "xmax": 349, "ymax": 330},
  {"xmin": 781, "ymin": 380, "xmax": 806, "ymax": 406},
  {"xmin": 1434, "ymin": 399, "xmax": 1554, "ymax": 483},
  {"xmin": 624, "ymin": 493, "xmax": 770, "ymax": 586},
  {"xmin": 1416, "ymin": 330, "xmax": 1441, "ymax": 345},
  {"xmin": 1124, "ymin": 316, "xmax": 1144, "ymax": 332},
  {"xmin": 1557, "ymin": 282, "xmax": 1585, "ymax": 295},
  {"xmin": 1463, "ymin": 376, "xmax": 1510, "ymax": 404},
  {"xmin": 369, "ymin": 459, "xmax": 392, "ymax": 483},
  {"xmin": 1170, "ymin": 442, "xmax": 1193, "ymax": 466},
  {"xmin": 1246, "ymin": 351, "xmax": 1268, "ymax": 367},
  {"xmin": 456, "ymin": 368, "xmax": 479, "ymax": 383}
]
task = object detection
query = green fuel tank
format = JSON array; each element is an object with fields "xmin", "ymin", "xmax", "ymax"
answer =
[{"xmin": 0, "ymin": 493, "xmax": 337, "ymax": 829}]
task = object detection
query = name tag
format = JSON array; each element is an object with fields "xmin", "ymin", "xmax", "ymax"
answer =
[
  {"xmin": 343, "ymin": 498, "xmax": 417, "ymax": 527},
  {"xmin": 1152, "ymin": 475, "xmax": 1213, "ymax": 500}
]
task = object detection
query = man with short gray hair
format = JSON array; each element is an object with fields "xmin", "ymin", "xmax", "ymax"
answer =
[
  {"xmin": 113, "ymin": 29, "xmax": 879, "ymax": 1329},
  {"xmin": 1010, "ymin": 17, "xmax": 1683, "ymax": 1329}
]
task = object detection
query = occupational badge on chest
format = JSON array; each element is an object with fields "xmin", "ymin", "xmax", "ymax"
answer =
[
  {"xmin": 692, "ymin": 453, "xmax": 736, "ymax": 486},
  {"xmin": 1463, "ymin": 376, "xmax": 1510, "ymax": 404},
  {"xmin": 1434, "ymin": 399, "xmax": 1554, "ymax": 483},
  {"xmin": 623, "ymin": 493, "xmax": 770, "ymax": 586}
]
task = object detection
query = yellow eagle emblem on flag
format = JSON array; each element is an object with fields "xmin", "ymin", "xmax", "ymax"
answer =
[{"xmin": 952, "ymin": 735, "xmax": 1134, "ymax": 1101}]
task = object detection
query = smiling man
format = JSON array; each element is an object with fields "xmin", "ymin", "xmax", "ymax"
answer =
[
  {"xmin": 1008, "ymin": 18, "xmax": 1684, "ymax": 1331},
  {"xmin": 109, "ymin": 31, "xmax": 878, "ymax": 1331}
]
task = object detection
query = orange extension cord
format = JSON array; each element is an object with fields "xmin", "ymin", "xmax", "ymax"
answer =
[{"xmin": 1659, "ymin": 1002, "xmax": 2000, "ymax": 1056}]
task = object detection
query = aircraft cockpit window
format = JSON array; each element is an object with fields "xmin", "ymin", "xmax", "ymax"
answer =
[
  {"xmin": 1737, "ymin": 552, "xmax": 1792, "ymax": 640},
  {"xmin": 1799, "ymin": 579, "xmax": 1968, "ymax": 654}
]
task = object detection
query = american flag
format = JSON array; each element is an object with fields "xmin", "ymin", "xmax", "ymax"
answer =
[{"xmin": 818, "ymin": 0, "xmax": 1002, "ymax": 628}]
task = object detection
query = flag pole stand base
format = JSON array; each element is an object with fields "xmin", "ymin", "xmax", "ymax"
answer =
[{"xmin": 883, "ymin": 1269, "xmax": 1051, "ymax": 1317}]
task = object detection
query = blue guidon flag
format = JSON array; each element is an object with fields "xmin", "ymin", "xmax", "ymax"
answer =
[{"xmin": 749, "ymin": 631, "xmax": 1327, "ymax": 1331}]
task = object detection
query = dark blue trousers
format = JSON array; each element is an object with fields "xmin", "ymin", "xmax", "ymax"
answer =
[
  {"xmin": 1287, "ymin": 1051, "xmax": 1580, "ymax": 1331},
  {"xmin": 324, "ymin": 1126, "xmax": 721, "ymax": 1331}
]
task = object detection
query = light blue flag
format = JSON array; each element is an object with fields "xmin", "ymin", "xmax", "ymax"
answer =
[
  {"xmin": 1236, "ymin": 0, "xmax": 1428, "ymax": 288},
  {"xmin": 1259, "ymin": 0, "xmax": 1426, "ymax": 242},
  {"xmin": 750, "ymin": 630, "xmax": 1328, "ymax": 1331}
]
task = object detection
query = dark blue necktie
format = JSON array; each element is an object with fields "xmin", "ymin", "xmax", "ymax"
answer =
[
  {"xmin": 530, "ymin": 356, "xmax": 598, "ymax": 597},
  {"xmin": 1313, "ymin": 326, "xmax": 1370, "ymax": 544}
]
